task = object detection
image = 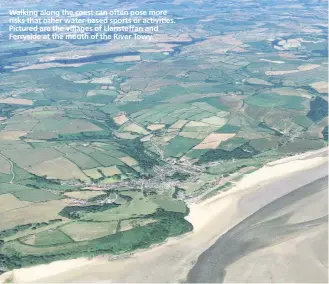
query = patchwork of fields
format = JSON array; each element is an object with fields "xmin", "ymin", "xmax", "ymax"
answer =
[{"xmin": 0, "ymin": 0, "xmax": 327, "ymax": 271}]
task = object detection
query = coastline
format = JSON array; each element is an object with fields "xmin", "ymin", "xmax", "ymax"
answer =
[{"xmin": 0, "ymin": 147, "xmax": 327, "ymax": 283}]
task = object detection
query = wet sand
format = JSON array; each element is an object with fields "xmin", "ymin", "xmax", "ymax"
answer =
[
  {"xmin": 0, "ymin": 148, "xmax": 327, "ymax": 283},
  {"xmin": 187, "ymin": 176, "xmax": 328, "ymax": 283}
]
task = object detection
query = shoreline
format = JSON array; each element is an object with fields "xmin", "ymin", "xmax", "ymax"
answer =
[{"xmin": 0, "ymin": 147, "xmax": 328, "ymax": 283}]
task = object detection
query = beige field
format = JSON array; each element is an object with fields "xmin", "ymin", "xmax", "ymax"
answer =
[
  {"xmin": 113, "ymin": 55, "xmax": 141, "ymax": 63},
  {"xmin": 86, "ymin": 90, "xmax": 99, "ymax": 97},
  {"xmin": 310, "ymin": 81, "xmax": 328, "ymax": 93},
  {"xmin": 266, "ymin": 64, "xmax": 320, "ymax": 76},
  {"xmin": 99, "ymin": 166, "xmax": 121, "ymax": 176},
  {"xmin": 187, "ymin": 34, "xmax": 242, "ymax": 55},
  {"xmin": 100, "ymin": 86, "xmax": 115, "ymax": 90},
  {"xmin": 231, "ymin": 47, "xmax": 247, "ymax": 52},
  {"xmin": 83, "ymin": 168, "xmax": 103, "ymax": 179},
  {"xmin": 122, "ymin": 123, "xmax": 149, "ymax": 135},
  {"xmin": 0, "ymin": 130, "xmax": 29, "ymax": 140},
  {"xmin": 23, "ymin": 139, "xmax": 46, "ymax": 143},
  {"xmin": 170, "ymin": 120, "xmax": 188, "ymax": 129},
  {"xmin": 201, "ymin": 116, "xmax": 227, "ymax": 126},
  {"xmin": 113, "ymin": 114, "xmax": 129, "ymax": 125},
  {"xmin": 259, "ymin": 59, "xmax": 285, "ymax": 64},
  {"xmin": 147, "ymin": 124, "xmax": 166, "ymax": 131},
  {"xmin": 60, "ymin": 221, "xmax": 117, "ymax": 241},
  {"xmin": 151, "ymin": 34, "xmax": 191, "ymax": 43},
  {"xmin": 0, "ymin": 194, "xmax": 31, "ymax": 214},
  {"xmin": 0, "ymin": 98, "xmax": 33, "ymax": 105},
  {"xmin": 266, "ymin": 70, "xmax": 298, "ymax": 75},
  {"xmin": 138, "ymin": 48, "xmax": 172, "ymax": 53},
  {"xmin": 28, "ymin": 157, "xmax": 89, "ymax": 181},
  {"xmin": 0, "ymin": 200, "xmax": 68, "ymax": 230},
  {"xmin": 164, "ymin": 93, "xmax": 223, "ymax": 104},
  {"xmin": 144, "ymin": 79, "xmax": 177, "ymax": 92},
  {"xmin": 179, "ymin": 132, "xmax": 208, "ymax": 139},
  {"xmin": 278, "ymin": 52, "xmax": 298, "ymax": 59},
  {"xmin": 64, "ymin": 191, "xmax": 106, "ymax": 201},
  {"xmin": 14, "ymin": 63, "xmax": 87, "ymax": 72},
  {"xmin": 162, "ymin": 134, "xmax": 177, "ymax": 142},
  {"xmin": 298, "ymin": 64, "xmax": 320, "ymax": 71},
  {"xmin": 119, "ymin": 156, "xmax": 138, "ymax": 166},
  {"xmin": 193, "ymin": 141, "xmax": 220, "ymax": 150},
  {"xmin": 89, "ymin": 77, "xmax": 113, "ymax": 84},
  {"xmin": 193, "ymin": 133, "xmax": 236, "ymax": 150},
  {"xmin": 115, "ymin": 132, "xmax": 140, "ymax": 139},
  {"xmin": 271, "ymin": 87, "xmax": 312, "ymax": 98},
  {"xmin": 185, "ymin": 121, "xmax": 210, "ymax": 127},
  {"xmin": 0, "ymin": 155, "xmax": 11, "ymax": 174},
  {"xmin": 140, "ymin": 134, "xmax": 153, "ymax": 142},
  {"xmin": 116, "ymin": 91, "xmax": 142, "ymax": 103},
  {"xmin": 275, "ymin": 39, "xmax": 301, "ymax": 50},
  {"xmin": 245, "ymin": 78, "xmax": 273, "ymax": 86}
]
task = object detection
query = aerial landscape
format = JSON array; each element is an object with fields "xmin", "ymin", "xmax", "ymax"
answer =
[{"xmin": 0, "ymin": 0, "xmax": 327, "ymax": 282}]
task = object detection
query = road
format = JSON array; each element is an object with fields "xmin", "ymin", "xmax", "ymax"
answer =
[{"xmin": 0, "ymin": 152, "xmax": 15, "ymax": 183}]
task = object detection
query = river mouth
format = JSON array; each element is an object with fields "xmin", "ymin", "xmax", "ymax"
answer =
[{"xmin": 187, "ymin": 175, "xmax": 328, "ymax": 283}]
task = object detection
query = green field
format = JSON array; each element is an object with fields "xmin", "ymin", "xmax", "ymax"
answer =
[{"xmin": 0, "ymin": 0, "xmax": 327, "ymax": 272}]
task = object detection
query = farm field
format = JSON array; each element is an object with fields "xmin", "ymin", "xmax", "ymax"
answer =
[{"xmin": 0, "ymin": 0, "xmax": 327, "ymax": 273}]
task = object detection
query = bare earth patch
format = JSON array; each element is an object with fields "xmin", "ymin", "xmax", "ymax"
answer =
[
  {"xmin": 298, "ymin": 64, "xmax": 320, "ymax": 71},
  {"xmin": 0, "ymin": 131, "xmax": 29, "ymax": 140},
  {"xmin": 113, "ymin": 114, "xmax": 129, "ymax": 125},
  {"xmin": 310, "ymin": 81, "xmax": 328, "ymax": 93},
  {"xmin": 140, "ymin": 134, "xmax": 153, "ymax": 142},
  {"xmin": 119, "ymin": 156, "xmax": 138, "ymax": 166},
  {"xmin": 0, "ymin": 194, "xmax": 31, "ymax": 214},
  {"xmin": 266, "ymin": 64, "xmax": 320, "ymax": 76},
  {"xmin": 147, "ymin": 124, "xmax": 166, "ymax": 131},
  {"xmin": 0, "ymin": 98, "xmax": 33, "ymax": 105},
  {"xmin": 122, "ymin": 123, "xmax": 149, "ymax": 135},
  {"xmin": 193, "ymin": 133, "xmax": 236, "ymax": 149},
  {"xmin": 89, "ymin": 76, "xmax": 113, "ymax": 84},
  {"xmin": 13, "ymin": 63, "xmax": 87, "ymax": 72},
  {"xmin": 260, "ymin": 59, "xmax": 285, "ymax": 64},
  {"xmin": 99, "ymin": 166, "xmax": 121, "ymax": 176},
  {"xmin": 113, "ymin": 55, "xmax": 141, "ymax": 63}
]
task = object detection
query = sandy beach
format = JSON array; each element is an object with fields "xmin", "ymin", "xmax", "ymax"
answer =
[{"xmin": 0, "ymin": 147, "xmax": 327, "ymax": 283}]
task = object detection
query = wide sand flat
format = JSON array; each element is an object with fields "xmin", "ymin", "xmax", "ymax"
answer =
[
  {"xmin": 188, "ymin": 175, "xmax": 328, "ymax": 283},
  {"xmin": 1, "ymin": 148, "xmax": 327, "ymax": 283}
]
